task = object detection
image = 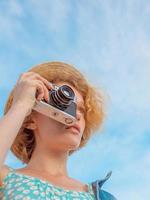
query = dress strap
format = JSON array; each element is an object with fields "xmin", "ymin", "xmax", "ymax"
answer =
[
  {"xmin": 8, "ymin": 166, "xmax": 15, "ymax": 171},
  {"xmin": 5, "ymin": 165, "xmax": 15, "ymax": 172}
]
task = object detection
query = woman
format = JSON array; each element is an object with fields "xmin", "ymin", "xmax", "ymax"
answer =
[{"xmin": 0, "ymin": 61, "xmax": 117, "ymax": 199}]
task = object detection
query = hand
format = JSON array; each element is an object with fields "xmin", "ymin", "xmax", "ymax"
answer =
[{"xmin": 12, "ymin": 72, "xmax": 53, "ymax": 115}]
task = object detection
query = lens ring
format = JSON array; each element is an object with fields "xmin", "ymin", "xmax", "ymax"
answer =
[
  {"xmin": 60, "ymin": 85, "xmax": 74, "ymax": 100},
  {"xmin": 56, "ymin": 85, "xmax": 74, "ymax": 105},
  {"xmin": 50, "ymin": 85, "xmax": 75, "ymax": 110}
]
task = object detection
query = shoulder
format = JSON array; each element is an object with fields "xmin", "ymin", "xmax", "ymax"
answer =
[
  {"xmin": 100, "ymin": 189, "xmax": 117, "ymax": 200},
  {"xmin": 0, "ymin": 165, "xmax": 12, "ymax": 186}
]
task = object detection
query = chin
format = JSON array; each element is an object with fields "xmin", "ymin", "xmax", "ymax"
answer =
[
  {"xmin": 65, "ymin": 138, "xmax": 81, "ymax": 150},
  {"xmin": 67, "ymin": 144, "xmax": 79, "ymax": 151}
]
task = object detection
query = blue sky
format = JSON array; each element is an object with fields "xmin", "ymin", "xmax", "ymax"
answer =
[{"xmin": 0, "ymin": 1, "xmax": 150, "ymax": 199}]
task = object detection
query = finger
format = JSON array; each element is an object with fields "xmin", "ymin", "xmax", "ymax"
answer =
[
  {"xmin": 24, "ymin": 72, "xmax": 53, "ymax": 90},
  {"xmin": 38, "ymin": 81, "xmax": 50, "ymax": 102},
  {"xmin": 33, "ymin": 73, "xmax": 53, "ymax": 90},
  {"xmin": 17, "ymin": 72, "xmax": 52, "ymax": 101},
  {"xmin": 18, "ymin": 71, "xmax": 53, "ymax": 90},
  {"xmin": 18, "ymin": 72, "xmax": 35, "ymax": 80},
  {"xmin": 34, "ymin": 80, "xmax": 49, "ymax": 102},
  {"xmin": 16, "ymin": 72, "xmax": 35, "ymax": 85},
  {"xmin": 34, "ymin": 82, "xmax": 44, "ymax": 101}
]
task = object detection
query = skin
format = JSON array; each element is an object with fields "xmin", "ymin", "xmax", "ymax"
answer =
[
  {"xmin": 0, "ymin": 71, "xmax": 88, "ymax": 192},
  {"xmin": 15, "ymin": 82, "xmax": 88, "ymax": 192}
]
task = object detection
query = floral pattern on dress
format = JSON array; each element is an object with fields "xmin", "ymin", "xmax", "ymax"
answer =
[{"xmin": 0, "ymin": 167, "xmax": 95, "ymax": 200}]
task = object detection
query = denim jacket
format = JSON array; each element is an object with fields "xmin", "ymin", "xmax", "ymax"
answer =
[{"xmin": 90, "ymin": 171, "xmax": 117, "ymax": 200}]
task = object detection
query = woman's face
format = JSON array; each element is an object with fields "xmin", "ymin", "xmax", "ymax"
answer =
[{"xmin": 33, "ymin": 82, "xmax": 86, "ymax": 153}]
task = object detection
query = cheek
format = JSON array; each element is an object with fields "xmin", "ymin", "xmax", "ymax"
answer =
[
  {"xmin": 35, "ymin": 113, "xmax": 85, "ymax": 149},
  {"xmin": 36, "ymin": 115, "xmax": 65, "ymax": 138}
]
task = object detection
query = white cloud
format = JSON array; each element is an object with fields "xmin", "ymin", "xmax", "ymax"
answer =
[{"xmin": 1, "ymin": 1, "xmax": 150, "ymax": 199}]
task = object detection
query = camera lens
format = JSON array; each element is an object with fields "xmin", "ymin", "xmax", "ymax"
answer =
[
  {"xmin": 59, "ymin": 85, "xmax": 74, "ymax": 100},
  {"xmin": 50, "ymin": 85, "xmax": 75, "ymax": 110}
]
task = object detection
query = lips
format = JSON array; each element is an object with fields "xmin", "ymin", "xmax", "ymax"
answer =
[{"xmin": 65, "ymin": 124, "xmax": 81, "ymax": 135}]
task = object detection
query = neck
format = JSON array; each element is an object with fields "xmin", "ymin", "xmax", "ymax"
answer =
[{"xmin": 26, "ymin": 144, "xmax": 69, "ymax": 177}]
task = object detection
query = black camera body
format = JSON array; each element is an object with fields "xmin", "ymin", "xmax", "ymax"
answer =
[{"xmin": 33, "ymin": 83, "xmax": 77, "ymax": 125}]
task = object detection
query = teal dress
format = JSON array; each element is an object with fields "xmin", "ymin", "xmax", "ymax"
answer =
[{"xmin": 0, "ymin": 166, "xmax": 95, "ymax": 200}]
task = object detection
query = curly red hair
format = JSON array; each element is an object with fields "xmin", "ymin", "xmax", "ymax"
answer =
[{"xmin": 4, "ymin": 61, "xmax": 106, "ymax": 164}]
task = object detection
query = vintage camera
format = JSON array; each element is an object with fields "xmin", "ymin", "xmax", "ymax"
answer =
[{"xmin": 33, "ymin": 83, "xmax": 77, "ymax": 125}]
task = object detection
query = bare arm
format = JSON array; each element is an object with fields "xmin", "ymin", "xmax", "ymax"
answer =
[
  {"xmin": 0, "ymin": 102, "xmax": 30, "ymax": 170},
  {"xmin": 0, "ymin": 72, "xmax": 52, "ymax": 171}
]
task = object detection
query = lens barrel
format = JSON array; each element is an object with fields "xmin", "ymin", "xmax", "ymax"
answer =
[{"xmin": 50, "ymin": 85, "xmax": 75, "ymax": 110}]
